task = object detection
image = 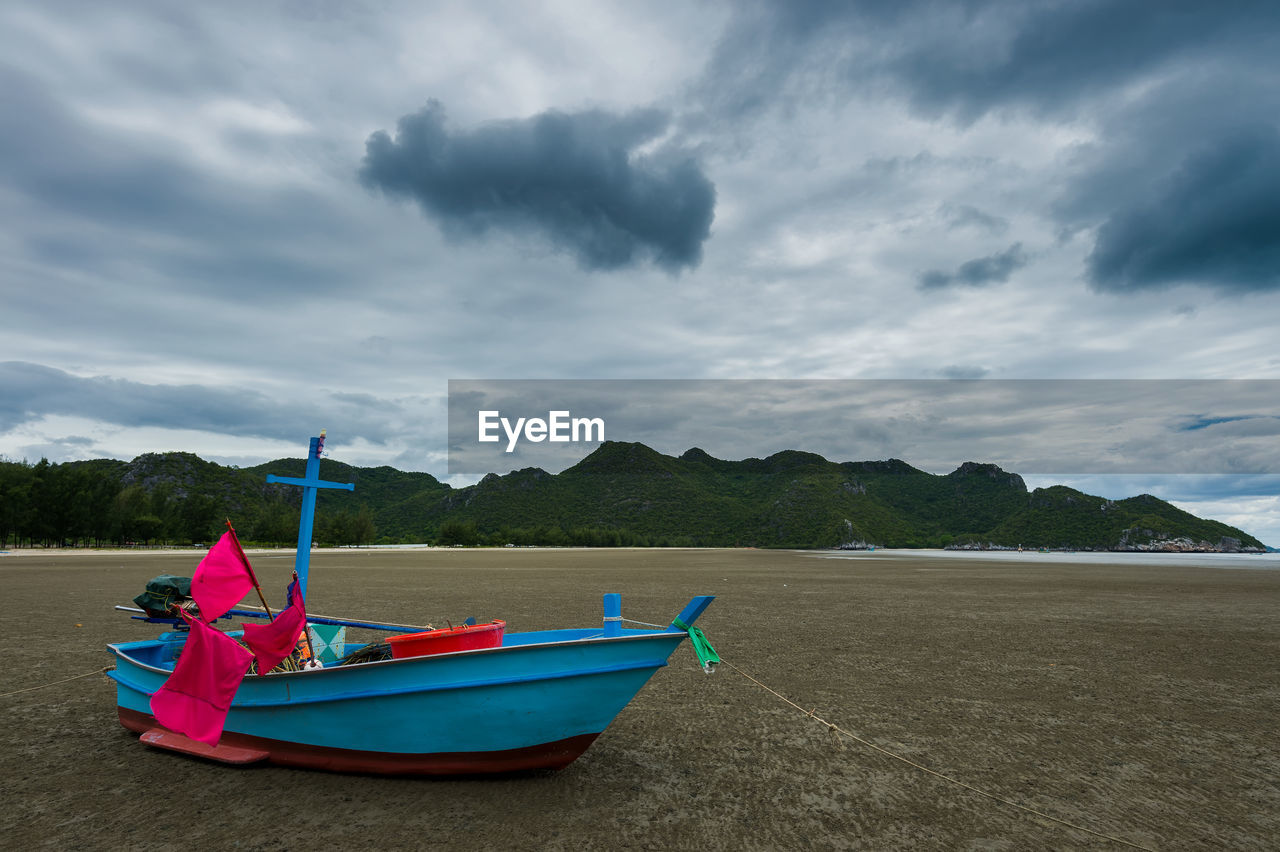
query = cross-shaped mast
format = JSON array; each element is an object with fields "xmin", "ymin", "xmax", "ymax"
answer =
[{"xmin": 265, "ymin": 430, "xmax": 355, "ymax": 598}]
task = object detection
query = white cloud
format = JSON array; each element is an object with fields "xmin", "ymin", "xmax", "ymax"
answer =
[{"xmin": 1170, "ymin": 495, "xmax": 1280, "ymax": 549}]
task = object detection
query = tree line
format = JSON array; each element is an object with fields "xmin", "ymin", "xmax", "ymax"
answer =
[
  {"xmin": 0, "ymin": 458, "xmax": 376, "ymax": 548},
  {"xmin": 434, "ymin": 520, "xmax": 697, "ymax": 548}
]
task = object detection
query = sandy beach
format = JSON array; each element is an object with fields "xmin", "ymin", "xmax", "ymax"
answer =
[{"xmin": 1, "ymin": 546, "xmax": 1276, "ymax": 850}]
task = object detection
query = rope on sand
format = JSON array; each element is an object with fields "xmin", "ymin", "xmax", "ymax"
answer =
[
  {"xmin": 722, "ymin": 659, "xmax": 1155, "ymax": 851},
  {"xmin": 0, "ymin": 666, "xmax": 115, "ymax": 699}
]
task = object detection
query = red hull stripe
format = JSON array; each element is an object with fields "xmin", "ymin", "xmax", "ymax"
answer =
[{"xmin": 118, "ymin": 707, "xmax": 598, "ymax": 776}]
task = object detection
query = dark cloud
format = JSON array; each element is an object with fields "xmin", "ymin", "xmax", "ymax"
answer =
[
  {"xmin": 359, "ymin": 101, "xmax": 715, "ymax": 272},
  {"xmin": 0, "ymin": 361, "xmax": 397, "ymax": 444},
  {"xmin": 882, "ymin": 1, "xmax": 1277, "ymax": 121},
  {"xmin": 1047, "ymin": 61, "xmax": 1280, "ymax": 293},
  {"xmin": 701, "ymin": 3, "xmax": 1280, "ymax": 296},
  {"xmin": 918, "ymin": 243, "xmax": 1027, "ymax": 290},
  {"xmin": 1087, "ymin": 126, "xmax": 1280, "ymax": 293},
  {"xmin": 703, "ymin": 1, "xmax": 1279, "ymax": 123},
  {"xmin": 942, "ymin": 204, "xmax": 1008, "ymax": 233}
]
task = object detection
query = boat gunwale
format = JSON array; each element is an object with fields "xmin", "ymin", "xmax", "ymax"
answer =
[
  {"xmin": 131, "ymin": 656, "xmax": 671, "ymax": 708},
  {"xmin": 107, "ymin": 626, "xmax": 686, "ymax": 680}
]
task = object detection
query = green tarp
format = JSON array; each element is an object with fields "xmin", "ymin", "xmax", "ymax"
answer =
[{"xmin": 132, "ymin": 574, "xmax": 192, "ymax": 617}]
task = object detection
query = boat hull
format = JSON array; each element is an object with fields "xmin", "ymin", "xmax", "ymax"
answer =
[
  {"xmin": 117, "ymin": 707, "xmax": 600, "ymax": 774},
  {"xmin": 108, "ymin": 627, "xmax": 687, "ymax": 775}
]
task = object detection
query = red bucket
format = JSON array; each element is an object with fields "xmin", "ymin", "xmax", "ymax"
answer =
[{"xmin": 386, "ymin": 620, "xmax": 506, "ymax": 659}]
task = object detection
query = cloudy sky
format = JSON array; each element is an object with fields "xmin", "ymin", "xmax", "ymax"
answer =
[{"xmin": 2, "ymin": 1, "xmax": 1279, "ymax": 544}]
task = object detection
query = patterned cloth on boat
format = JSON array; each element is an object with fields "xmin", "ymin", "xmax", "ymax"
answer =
[{"xmin": 309, "ymin": 624, "xmax": 346, "ymax": 664}]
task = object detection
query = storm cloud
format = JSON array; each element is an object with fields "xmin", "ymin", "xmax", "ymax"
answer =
[
  {"xmin": 918, "ymin": 243, "xmax": 1027, "ymax": 290},
  {"xmin": 0, "ymin": 362, "xmax": 398, "ymax": 446},
  {"xmin": 702, "ymin": 1, "xmax": 1280, "ymax": 296},
  {"xmin": 703, "ymin": 1, "xmax": 1279, "ymax": 123},
  {"xmin": 1087, "ymin": 127, "xmax": 1280, "ymax": 293},
  {"xmin": 878, "ymin": 0, "xmax": 1276, "ymax": 121},
  {"xmin": 359, "ymin": 101, "xmax": 715, "ymax": 272}
]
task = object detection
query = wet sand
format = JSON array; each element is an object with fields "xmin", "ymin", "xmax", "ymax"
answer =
[{"xmin": 1, "ymin": 547, "xmax": 1276, "ymax": 850}]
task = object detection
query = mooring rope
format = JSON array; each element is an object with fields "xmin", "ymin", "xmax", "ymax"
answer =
[
  {"xmin": 0, "ymin": 666, "xmax": 115, "ymax": 699},
  {"xmin": 0, "ymin": 649, "xmax": 1155, "ymax": 849},
  {"xmin": 721, "ymin": 659, "xmax": 1155, "ymax": 851},
  {"xmin": 621, "ymin": 617, "xmax": 668, "ymax": 629}
]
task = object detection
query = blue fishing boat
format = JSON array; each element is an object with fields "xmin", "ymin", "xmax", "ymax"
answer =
[{"xmin": 107, "ymin": 434, "xmax": 716, "ymax": 775}]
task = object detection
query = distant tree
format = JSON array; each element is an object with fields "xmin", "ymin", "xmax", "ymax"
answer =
[
  {"xmin": 437, "ymin": 520, "xmax": 479, "ymax": 546},
  {"xmin": 351, "ymin": 505, "xmax": 377, "ymax": 545},
  {"xmin": 110, "ymin": 486, "xmax": 149, "ymax": 544},
  {"xmin": 27, "ymin": 459, "xmax": 57, "ymax": 545},
  {"xmin": 176, "ymin": 494, "xmax": 219, "ymax": 544},
  {"xmin": 133, "ymin": 514, "xmax": 164, "ymax": 545},
  {"xmin": 253, "ymin": 500, "xmax": 300, "ymax": 546},
  {"xmin": 0, "ymin": 462, "xmax": 32, "ymax": 547}
]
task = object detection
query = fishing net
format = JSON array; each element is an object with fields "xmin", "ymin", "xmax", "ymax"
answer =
[
  {"xmin": 132, "ymin": 575, "xmax": 192, "ymax": 617},
  {"xmin": 245, "ymin": 648, "xmax": 307, "ymax": 674},
  {"xmin": 336, "ymin": 640, "xmax": 392, "ymax": 665}
]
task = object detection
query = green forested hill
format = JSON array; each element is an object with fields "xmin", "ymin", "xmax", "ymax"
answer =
[
  {"xmin": 425, "ymin": 443, "xmax": 1256, "ymax": 550},
  {"xmin": 0, "ymin": 441, "xmax": 1265, "ymax": 551}
]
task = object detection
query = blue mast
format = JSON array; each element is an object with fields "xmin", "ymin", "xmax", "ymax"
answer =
[{"xmin": 265, "ymin": 431, "xmax": 355, "ymax": 599}]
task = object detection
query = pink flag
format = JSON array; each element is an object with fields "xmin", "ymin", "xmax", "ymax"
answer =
[
  {"xmin": 242, "ymin": 579, "xmax": 307, "ymax": 674},
  {"xmin": 191, "ymin": 531, "xmax": 254, "ymax": 622},
  {"xmin": 150, "ymin": 608, "xmax": 254, "ymax": 745}
]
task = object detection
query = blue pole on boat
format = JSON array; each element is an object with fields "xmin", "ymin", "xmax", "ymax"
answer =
[
  {"xmin": 264, "ymin": 432, "xmax": 355, "ymax": 599},
  {"xmin": 602, "ymin": 593, "xmax": 622, "ymax": 636}
]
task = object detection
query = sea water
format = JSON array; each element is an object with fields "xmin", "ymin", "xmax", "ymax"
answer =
[{"xmin": 814, "ymin": 548, "xmax": 1280, "ymax": 570}]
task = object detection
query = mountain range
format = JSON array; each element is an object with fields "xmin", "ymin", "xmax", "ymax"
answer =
[{"xmin": 2, "ymin": 441, "xmax": 1261, "ymax": 551}]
